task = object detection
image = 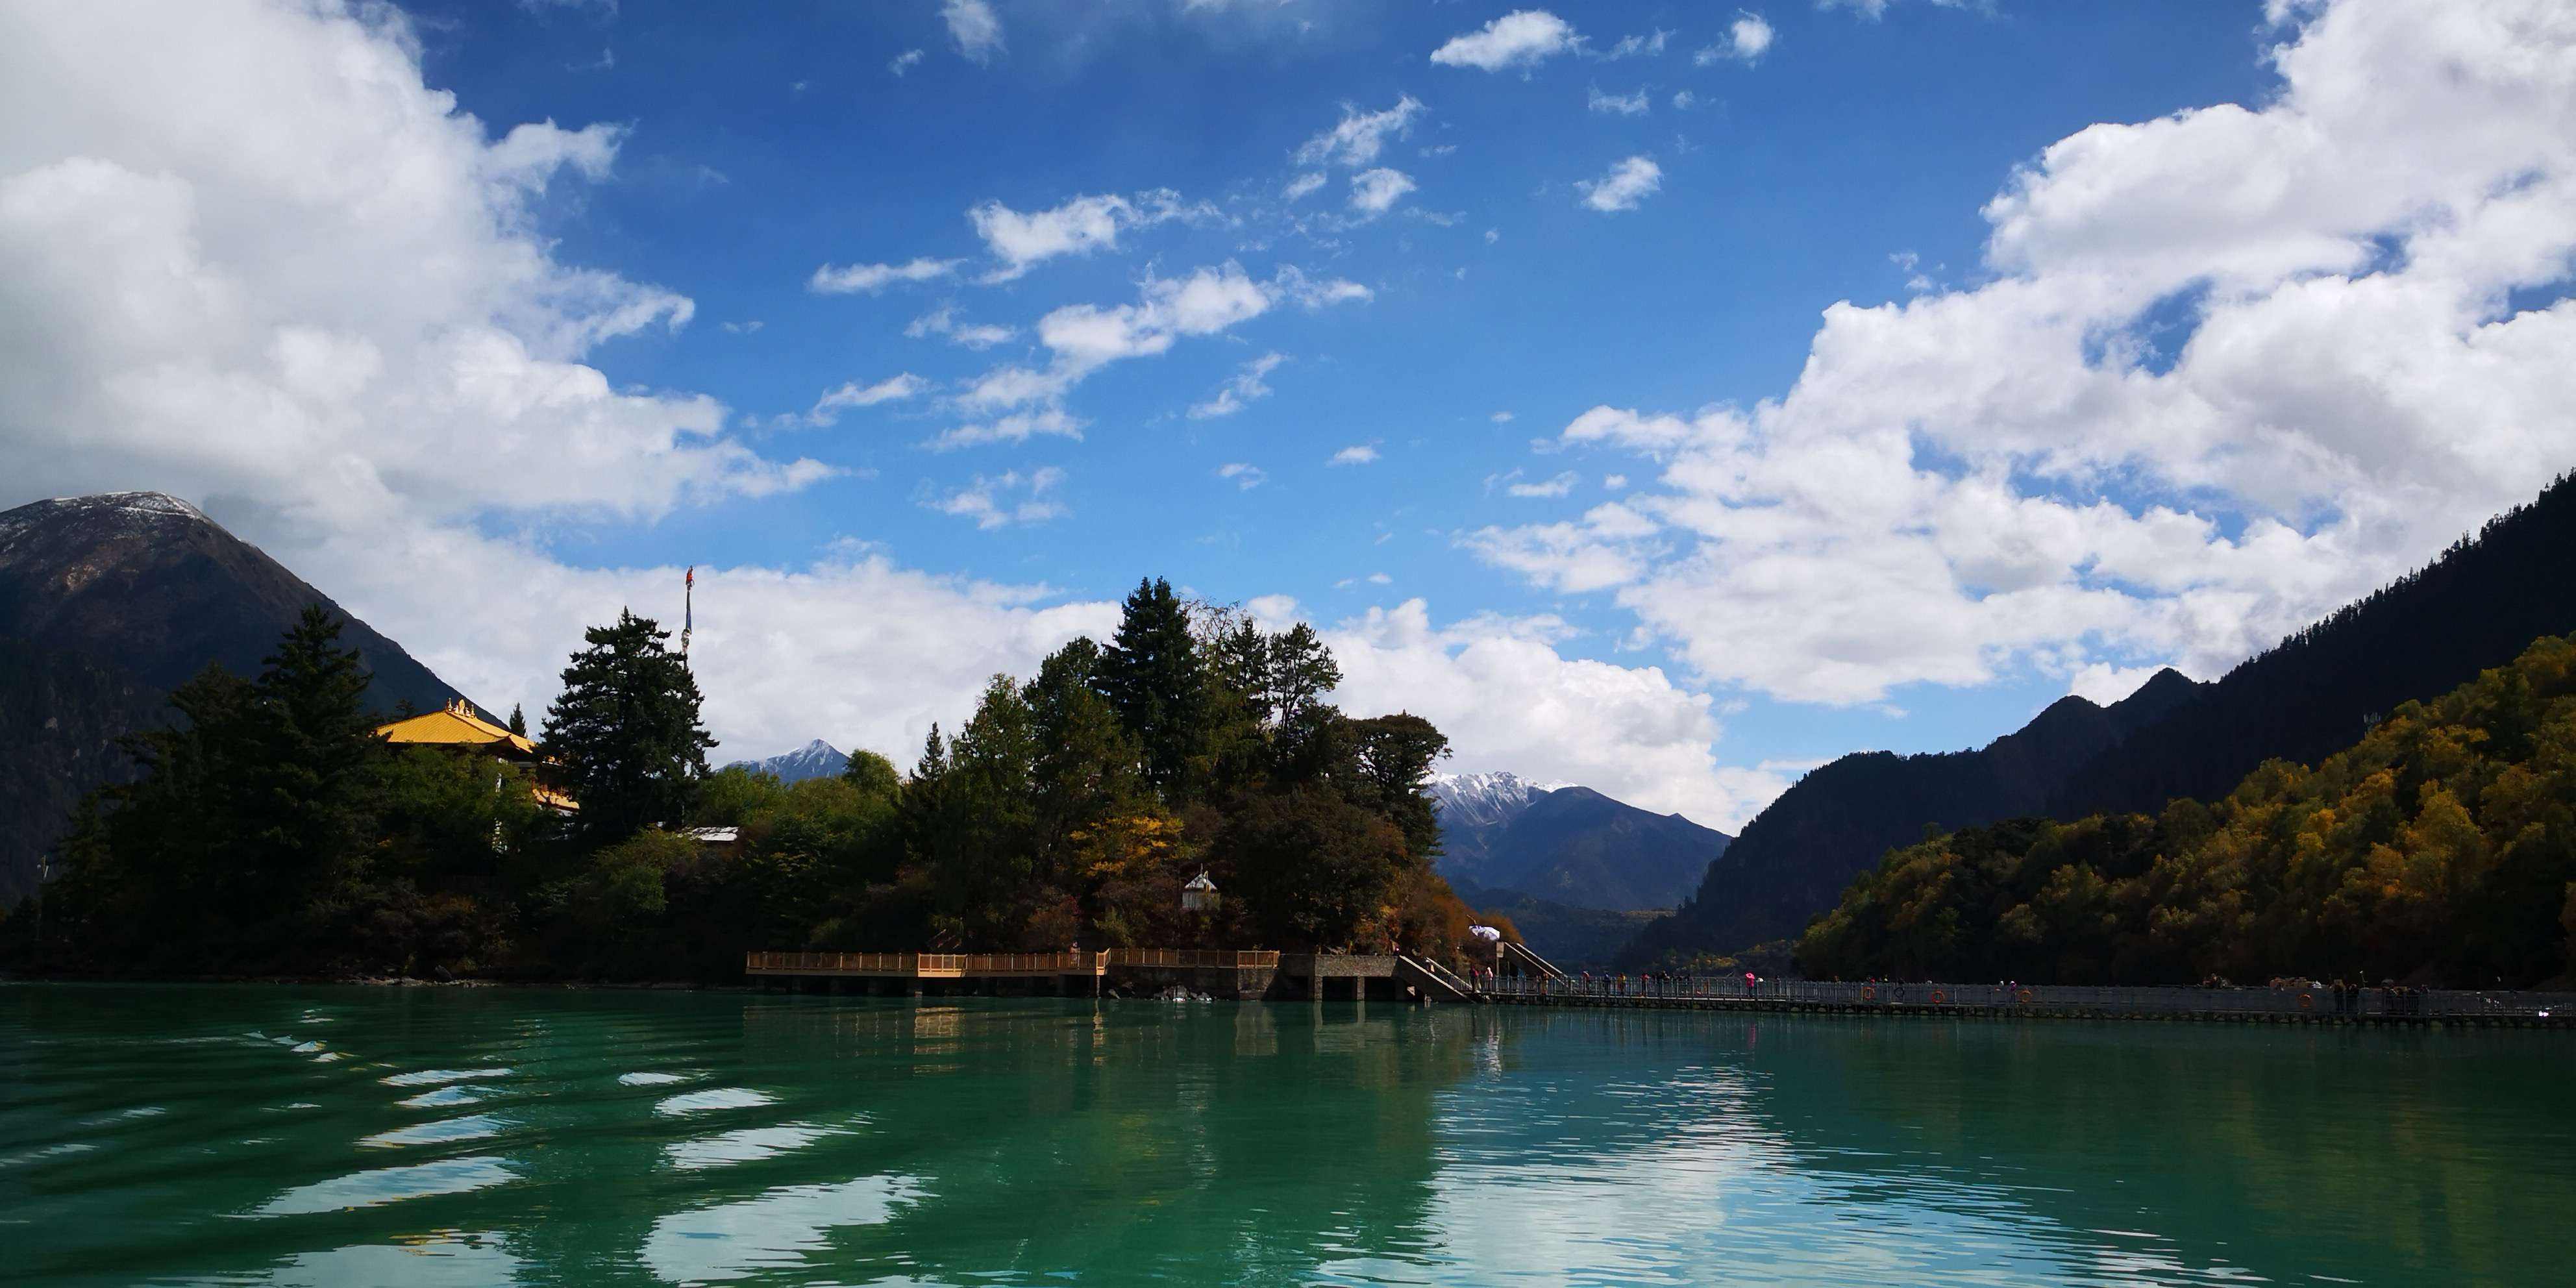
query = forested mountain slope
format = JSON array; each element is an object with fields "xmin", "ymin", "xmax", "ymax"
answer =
[
  {"xmin": 1622, "ymin": 472, "xmax": 2576, "ymax": 969},
  {"xmin": 0, "ymin": 491, "xmax": 468, "ymax": 901},
  {"xmin": 1617, "ymin": 667, "xmax": 2201, "ymax": 967},
  {"xmin": 1798, "ymin": 634, "xmax": 2576, "ymax": 987}
]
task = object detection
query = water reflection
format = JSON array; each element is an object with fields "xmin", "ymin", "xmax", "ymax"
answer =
[
  {"xmin": 3, "ymin": 984, "xmax": 2570, "ymax": 1287},
  {"xmin": 639, "ymin": 1174, "xmax": 920, "ymax": 1283},
  {"xmin": 379, "ymin": 1067, "xmax": 512, "ymax": 1087},
  {"xmin": 663, "ymin": 1123, "xmax": 841, "ymax": 1170},
  {"xmin": 395, "ymin": 1084, "xmax": 491, "ymax": 1110},
  {"xmin": 212, "ymin": 1230, "xmax": 525, "ymax": 1287},
  {"xmin": 254, "ymin": 1155, "xmax": 519, "ymax": 1216},
  {"xmin": 652, "ymin": 1087, "xmax": 776, "ymax": 1117},
  {"xmin": 357, "ymin": 1113, "xmax": 508, "ymax": 1149}
]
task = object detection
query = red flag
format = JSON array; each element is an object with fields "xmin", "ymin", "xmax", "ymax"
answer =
[{"xmin": 686, "ymin": 565, "xmax": 695, "ymax": 587}]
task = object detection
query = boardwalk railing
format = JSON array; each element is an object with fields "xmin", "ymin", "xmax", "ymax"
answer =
[
  {"xmin": 1485, "ymin": 975, "xmax": 2576, "ymax": 1021},
  {"xmin": 745, "ymin": 950, "xmax": 1106, "ymax": 978},
  {"xmin": 1107, "ymin": 949, "xmax": 1282, "ymax": 970},
  {"xmin": 747, "ymin": 949, "xmax": 1286, "ymax": 978}
]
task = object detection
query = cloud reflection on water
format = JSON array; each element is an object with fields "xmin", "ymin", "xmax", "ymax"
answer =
[
  {"xmin": 254, "ymin": 1155, "xmax": 519, "ymax": 1217},
  {"xmin": 639, "ymin": 1174, "xmax": 921, "ymax": 1283}
]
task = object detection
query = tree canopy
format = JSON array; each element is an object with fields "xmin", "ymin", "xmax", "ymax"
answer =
[{"xmin": 10, "ymin": 581, "xmax": 1484, "ymax": 981}]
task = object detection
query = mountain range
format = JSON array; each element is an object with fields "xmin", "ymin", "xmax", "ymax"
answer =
[
  {"xmin": 725, "ymin": 739, "xmax": 851, "ymax": 784},
  {"xmin": 1621, "ymin": 471, "xmax": 2576, "ymax": 969},
  {"xmin": 1430, "ymin": 771, "xmax": 1733, "ymax": 967},
  {"xmin": 0, "ymin": 492, "xmax": 469, "ymax": 901}
]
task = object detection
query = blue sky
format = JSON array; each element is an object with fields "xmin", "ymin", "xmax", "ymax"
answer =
[
  {"xmin": 4, "ymin": 1, "xmax": 2570, "ymax": 827},
  {"xmin": 417, "ymin": 0, "xmax": 2259, "ymax": 762}
]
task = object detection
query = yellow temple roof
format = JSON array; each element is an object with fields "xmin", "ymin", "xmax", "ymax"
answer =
[{"xmin": 377, "ymin": 699, "xmax": 539, "ymax": 757}]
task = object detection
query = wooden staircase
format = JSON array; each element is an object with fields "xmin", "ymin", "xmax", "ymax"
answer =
[
  {"xmin": 1397, "ymin": 954, "xmax": 1480, "ymax": 1002},
  {"xmin": 1499, "ymin": 940, "xmax": 1566, "ymax": 981}
]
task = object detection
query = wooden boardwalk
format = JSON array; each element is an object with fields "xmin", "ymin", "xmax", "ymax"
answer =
[
  {"xmin": 742, "ymin": 950, "xmax": 2575, "ymax": 1029},
  {"xmin": 1481, "ymin": 978, "xmax": 2576, "ymax": 1030},
  {"xmin": 745, "ymin": 950, "xmax": 1108, "ymax": 980},
  {"xmin": 743, "ymin": 950, "xmax": 1284, "ymax": 997}
]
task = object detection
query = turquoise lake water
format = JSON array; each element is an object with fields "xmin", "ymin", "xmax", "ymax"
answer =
[{"xmin": 3, "ymin": 984, "xmax": 2571, "ymax": 1285}]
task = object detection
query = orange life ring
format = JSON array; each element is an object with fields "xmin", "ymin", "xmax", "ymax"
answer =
[
  {"xmin": 1929, "ymin": 989, "xmax": 1946, "ymax": 1005},
  {"xmin": 2016, "ymin": 989, "xmax": 2033, "ymax": 1004},
  {"xmin": 2299, "ymin": 993, "xmax": 2313, "ymax": 1011},
  {"xmin": 1861, "ymin": 985, "xmax": 1877, "ymax": 1002}
]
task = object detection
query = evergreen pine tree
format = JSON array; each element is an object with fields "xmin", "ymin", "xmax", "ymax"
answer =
[
  {"xmin": 541, "ymin": 610, "xmax": 717, "ymax": 841},
  {"xmin": 507, "ymin": 703, "xmax": 527, "ymax": 736},
  {"xmin": 1024, "ymin": 639, "xmax": 1145, "ymax": 883},
  {"xmin": 1095, "ymin": 577, "xmax": 1207, "ymax": 802},
  {"xmin": 245, "ymin": 606, "xmax": 381, "ymax": 911}
]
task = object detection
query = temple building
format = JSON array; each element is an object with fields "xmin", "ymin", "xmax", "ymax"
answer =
[
  {"xmin": 376, "ymin": 699, "xmax": 578, "ymax": 813},
  {"xmin": 1182, "ymin": 871, "xmax": 1220, "ymax": 913}
]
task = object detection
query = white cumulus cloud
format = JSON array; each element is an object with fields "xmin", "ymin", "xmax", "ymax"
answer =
[
  {"xmin": 1189, "ymin": 352, "xmax": 1288, "ymax": 419},
  {"xmin": 1698, "ymin": 12, "xmax": 1774, "ymax": 64},
  {"xmin": 1347, "ymin": 167, "xmax": 1417, "ymax": 216},
  {"xmin": 1588, "ymin": 86, "xmax": 1650, "ymax": 116},
  {"xmin": 931, "ymin": 467, "xmax": 1067, "ymax": 529},
  {"xmin": 1474, "ymin": 0, "xmax": 2576, "ymax": 710},
  {"xmin": 942, "ymin": 0, "xmax": 1002, "ymax": 64},
  {"xmin": 0, "ymin": 0, "xmax": 1121, "ymax": 776},
  {"xmin": 1576, "ymin": 155, "xmax": 1663, "ymax": 212},
  {"xmin": 809, "ymin": 256, "xmax": 960, "ymax": 294},
  {"xmin": 1294, "ymin": 95, "xmax": 1425, "ymax": 168},
  {"xmin": 1430, "ymin": 10, "xmax": 1579, "ymax": 73}
]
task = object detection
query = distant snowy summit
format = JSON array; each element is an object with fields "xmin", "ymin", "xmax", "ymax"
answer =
[
  {"xmin": 1426, "ymin": 770, "xmax": 1568, "ymax": 829},
  {"xmin": 726, "ymin": 738, "xmax": 849, "ymax": 784}
]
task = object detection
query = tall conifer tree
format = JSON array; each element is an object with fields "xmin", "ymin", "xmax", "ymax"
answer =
[
  {"xmin": 1095, "ymin": 578, "xmax": 1207, "ymax": 802},
  {"xmin": 541, "ymin": 610, "xmax": 715, "ymax": 841},
  {"xmin": 247, "ymin": 605, "xmax": 380, "ymax": 897}
]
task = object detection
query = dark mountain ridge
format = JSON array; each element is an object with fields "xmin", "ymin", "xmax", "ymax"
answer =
[
  {"xmin": 1429, "ymin": 772, "xmax": 1733, "ymax": 967},
  {"xmin": 1620, "ymin": 470, "xmax": 2576, "ymax": 969},
  {"xmin": 0, "ymin": 491, "xmax": 469, "ymax": 901},
  {"xmin": 1468, "ymin": 786, "xmax": 1731, "ymax": 912}
]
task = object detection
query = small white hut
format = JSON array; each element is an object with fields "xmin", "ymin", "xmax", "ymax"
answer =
[{"xmin": 1182, "ymin": 871, "xmax": 1220, "ymax": 913}]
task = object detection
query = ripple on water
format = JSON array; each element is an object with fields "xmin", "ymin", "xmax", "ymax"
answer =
[
  {"xmin": 226, "ymin": 1230, "xmax": 523, "ymax": 1287},
  {"xmin": 254, "ymin": 1156, "xmax": 519, "ymax": 1217},
  {"xmin": 653, "ymin": 1087, "xmax": 775, "ymax": 1117},
  {"xmin": 639, "ymin": 1175, "xmax": 921, "ymax": 1283},
  {"xmin": 618, "ymin": 1071, "xmax": 691, "ymax": 1086},
  {"xmin": 397, "ymin": 1083, "xmax": 495, "ymax": 1110},
  {"xmin": 663, "ymin": 1124, "xmax": 838, "ymax": 1171},
  {"xmin": 0, "ymin": 1142, "xmax": 96, "ymax": 1170},
  {"xmin": 380, "ymin": 1068, "xmax": 512, "ymax": 1087},
  {"xmin": 358, "ymin": 1113, "xmax": 508, "ymax": 1149}
]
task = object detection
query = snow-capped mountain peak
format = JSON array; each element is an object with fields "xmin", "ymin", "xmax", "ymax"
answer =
[
  {"xmin": 726, "ymin": 738, "xmax": 849, "ymax": 784},
  {"xmin": 1426, "ymin": 770, "xmax": 1558, "ymax": 829}
]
